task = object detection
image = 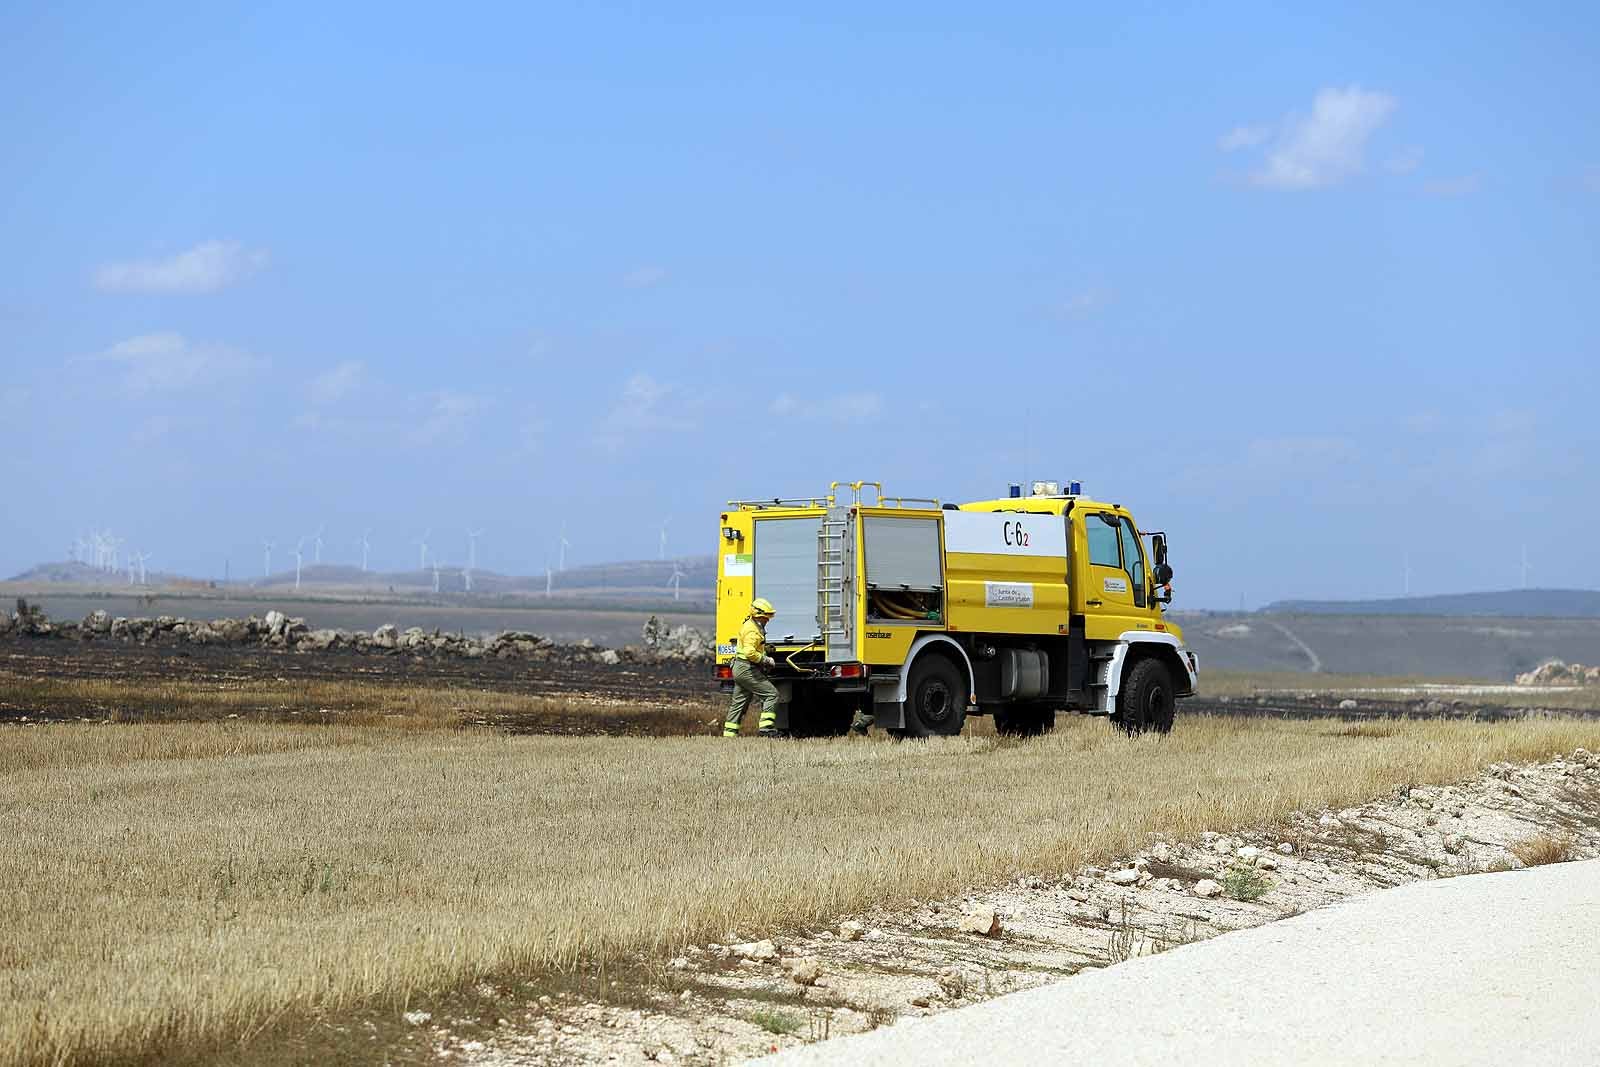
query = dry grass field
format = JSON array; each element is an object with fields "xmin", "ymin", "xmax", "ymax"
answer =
[{"xmin": 5, "ymin": 709, "xmax": 1600, "ymax": 1065}]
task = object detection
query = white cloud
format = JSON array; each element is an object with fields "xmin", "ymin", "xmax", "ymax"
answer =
[
  {"xmin": 93, "ymin": 332, "xmax": 264, "ymax": 393},
  {"xmin": 413, "ymin": 390, "xmax": 491, "ymax": 445},
  {"xmin": 1385, "ymin": 146, "xmax": 1425, "ymax": 174},
  {"xmin": 1056, "ymin": 288, "xmax": 1114, "ymax": 319},
  {"xmin": 622, "ymin": 266, "xmax": 669, "ymax": 288},
  {"xmin": 592, "ymin": 373, "xmax": 698, "ymax": 450},
  {"xmin": 1224, "ymin": 86, "xmax": 1397, "ymax": 190},
  {"xmin": 1245, "ymin": 435, "xmax": 1356, "ymax": 470},
  {"xmin": 1424, "ymin": 174, "xmax": 1481, "ymax": 198},
  {"xmin": 94, "ymin": 240, "xmax": 269, "ymax": 294},
  {"xmin": 770, "ymin": 391, "xmax": 883, "ymax": 423},
  {"xmin": 308, "ymin": 360, "xmax": 365, "ymax": 406},
  {"xmin": 1491, "ymin": 408, "xmax": 1536, "ymax": 435},
  {"xmin": 1218, "ymin": 125, "xmax": 1271, "ymax": 152}
]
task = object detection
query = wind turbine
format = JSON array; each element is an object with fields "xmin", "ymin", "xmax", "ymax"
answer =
[
  {"xmin": 431, "ymin": 559, "xmax": 441, "ymax": 594},
  {"xmin": 1521, "ymin": 544, "xmax": 1531, "ymax": 590},
  {"xmin": 359, "ymin": 530, "xmax": 371, "ymax": 573},
  {"xmin": 415, "ymin": 529, "xmax": 431, "ymax": 571},
  {"xmin": 1403, "ymin": 552, "xmax": 1412, "ymax": 597},
  {"xmin": 263, "ymin": 540, "xmax": 275, "ymax": 580},
  {"xmin": 294, "ymin": 538, "xmax": 305, "ymax": 591},
  {"xmin": 667, "ymin": 560, "xmax": 686, "ymax": 602},
  {"xmin": 659, "ymin": 517, "xmax": 670, "ymax": 561},
  {"xmin": 134, "ymin": 552, "xmax": 150, "ymax": 586},
  {"xmin": 313, "ymin": 524, "xmax": 325, "ymax": 565},
  {"xmin": 466, "ymin": 528, "xmax": 484, "ymax": 591},
  {"xmin": 126, "ymin": 556, "xmax": 137, "ymax": 585},
  {"xmin": 545, "ymin": 556, "xmax": 553, "ymax": 599},
  {"xmin": 559, "ymin": 523, "xmax": 570, "ymax": 572}
]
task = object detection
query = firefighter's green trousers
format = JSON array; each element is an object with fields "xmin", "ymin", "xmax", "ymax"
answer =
[
  {"xmin": 849, "ymin": 705, "xmax": 873, "ymax": 734},
  {"xmin": 724, "ymin": 659, "xmax": 779, "ymax": 736}
]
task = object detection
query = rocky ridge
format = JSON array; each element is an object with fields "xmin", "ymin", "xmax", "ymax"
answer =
[
  {"xmin": 0, "ymin": 599, "xmax": 712, "ymax": 665},
  {"xmin": 1517, "ymin": 660, "xmax": 1600, "ymax": 686}
]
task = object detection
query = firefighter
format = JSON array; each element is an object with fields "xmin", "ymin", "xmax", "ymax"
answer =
[{"xmin": 724, "ymin": 598, "xmax": 783, "ymax": 738}]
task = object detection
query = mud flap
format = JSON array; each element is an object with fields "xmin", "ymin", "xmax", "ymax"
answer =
[
  {"xmin": 773, "ymin": 681, "xmax": 793, "ymax": 731},
  {"xmin": 873, "ymin": 700, "xmax": 904, "ymax": 730}
]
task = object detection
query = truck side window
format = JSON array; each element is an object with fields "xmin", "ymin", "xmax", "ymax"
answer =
[
  {"xmin": 1087, "ymin": 514, "xmax": 1121, "ymax": 568},
  {"xmin": 1119, "ymin": 517, "xmax": 1146, "ymax": 607}
]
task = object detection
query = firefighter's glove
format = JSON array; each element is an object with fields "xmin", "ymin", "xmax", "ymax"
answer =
[{"xmin": 760, "ymin": 656, "xmax": 777, "ymax": 670}]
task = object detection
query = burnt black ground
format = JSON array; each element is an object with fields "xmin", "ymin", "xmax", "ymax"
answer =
[
  {"xmin": 5, "ymin": 637, "xmax": 1595, "ymax": 736},
  {"xmin": 0, "ymin": 637, "xmax": 716, "ymax": 735}
]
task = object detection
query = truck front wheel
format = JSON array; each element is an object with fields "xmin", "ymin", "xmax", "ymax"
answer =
[
  {"xmin": 892, "ymin": 655, "xmax": 968, "ymax": 738},
  {"xmin": 1114, "ymin": 657, "xmax": 1176, "ymax": 735}
]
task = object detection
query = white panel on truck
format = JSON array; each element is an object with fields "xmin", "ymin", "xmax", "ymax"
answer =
[{"xmin": 753, "ymin": 516, "xmax": 823, "ymax": 643}]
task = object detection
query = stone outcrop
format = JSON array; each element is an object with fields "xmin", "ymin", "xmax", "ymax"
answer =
[
  {"xmin": 1516, "ymin": 660, "xmax": 1600, "ymax": 686},
  {"xmin": 0, "ymin": 602, "xmax": 714, "ymax": 666},
  {"xmin": 642, "ymin": 616, "xmax": 710, "ymax": 659}
]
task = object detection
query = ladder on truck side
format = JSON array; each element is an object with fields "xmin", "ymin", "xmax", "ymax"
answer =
[{"xmin": 817, "ymin": 507, "xmax": 854, "ymax": 663}]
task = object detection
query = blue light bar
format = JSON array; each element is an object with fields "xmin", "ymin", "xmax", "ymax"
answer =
[
  {"xmin": 1068, "ymin": 480, "xmax": 1082, "ymax": 495},
  {"xmin": 1008, "ymin": 483, "xmax": 1022, "ymax": 498}
]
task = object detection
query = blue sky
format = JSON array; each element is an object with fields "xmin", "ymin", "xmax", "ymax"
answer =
[{"xmin": 2, "ymin": 3, "xmax": 1596, "ymax": 608}]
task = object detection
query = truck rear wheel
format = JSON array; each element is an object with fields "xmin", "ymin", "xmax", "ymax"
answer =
[
  {"xmin": 1114, "ymin": 657, "xmax": 1176, "ymax": 735},
  {"xmin": 994, "ymin": 707, "xmax": 1056, "ymax": 737},
  {"xmin": 892, "ymin": 655, "xmax": 968, "ymax": 738}
]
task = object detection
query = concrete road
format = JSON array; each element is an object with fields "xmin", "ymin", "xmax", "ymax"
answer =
[{"xmin": 761, "ymin": 861, "xmax": 1600, "ymax": 1066}]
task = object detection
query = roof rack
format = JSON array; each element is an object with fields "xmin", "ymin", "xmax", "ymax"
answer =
[{"xmin": 727, "ymin": 481, "xmax": 940, "ymax": 511}]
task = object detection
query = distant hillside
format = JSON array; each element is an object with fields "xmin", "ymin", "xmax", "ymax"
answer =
[
  {"xmin": 1261, "ymin": 589, "xmax": 1600, "ymax": 620},
  {"xmin": 9, "ymin": 560, "xmax": 199, "ymax": 589}
]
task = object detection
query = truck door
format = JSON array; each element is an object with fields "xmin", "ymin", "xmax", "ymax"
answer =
[{"xmin": 1082, "ymin": 510, "xmax": 1138, "ymax": 641}]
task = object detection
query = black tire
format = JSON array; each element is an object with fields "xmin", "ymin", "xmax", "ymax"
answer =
[
  {"xmin": 891, "ymin": 655, "xmax": 968, "ymax": 738},
  {"xmin": 1114, "ymin": 657, "xmax": 1176, "ymax": 735},
  {"xmin": 994, "ymin": 707, "xmax": 1057, "ymax": 737}
]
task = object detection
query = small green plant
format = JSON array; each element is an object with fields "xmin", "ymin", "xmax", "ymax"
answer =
[
  {"xmin": 1222, "ymin": 864, "xmax": 1272, "ymax": 901},
  {"xmin": 1106, "ymin": 898, "xmax": 1139, "ymax": 963},
  {"xmin": 748, "ymin": 1009, "xmax": 802, "ymax": 1036}
]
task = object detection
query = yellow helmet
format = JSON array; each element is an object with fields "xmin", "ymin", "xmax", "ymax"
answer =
[{"xmin": 750, "ymin": 597, "xmax": 776, "ymax": 617}]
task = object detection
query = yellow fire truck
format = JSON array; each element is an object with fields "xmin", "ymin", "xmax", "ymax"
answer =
[{"xmin": 714, "ymin": 480, "xmax": 1197, "ymax": 737}]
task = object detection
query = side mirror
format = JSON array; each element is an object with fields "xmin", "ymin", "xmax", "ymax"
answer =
[
  {"xmin": 1152, "ymin": 534, "xmax": 1167, "ymax": 567},
  {"xmin": 1154, "ymin": 563, "xmax": 1174, "ymax": 586}
]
